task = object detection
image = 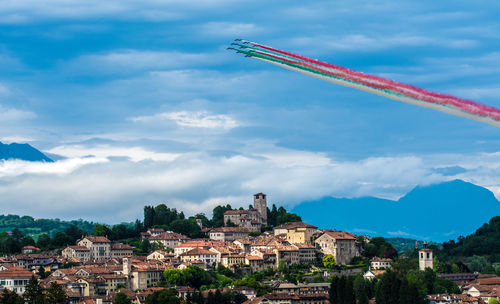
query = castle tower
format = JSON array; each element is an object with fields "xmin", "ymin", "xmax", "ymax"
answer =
[
  {"xmin": 419, "ymin": 241, "xmax": 433, "ymax": 271},
  {"xmin": 253, "ymin": 193, "xmax": 267, "ymax": 226}
]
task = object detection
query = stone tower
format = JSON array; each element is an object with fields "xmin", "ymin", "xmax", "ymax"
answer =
[
  {"xmin": 253, "ymin": 193, "xmax": 267, "ymax": 226},
  {"xmin": 419, "ymin": 241, "xmax": 433, "ymax": 271}
]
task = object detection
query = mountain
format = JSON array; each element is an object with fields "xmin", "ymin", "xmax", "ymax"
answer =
[
  {"xmin": 0, "ymin": 141, "xmax": 53, "ymax": 162},
  {"xmin": 292, "ymin": 180, "xmax": 500, "ymax": 242}
]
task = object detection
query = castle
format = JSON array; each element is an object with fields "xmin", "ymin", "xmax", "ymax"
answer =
[{"xmin": 223, "ymin": 193, "xmax": 268, "ymax": 232}]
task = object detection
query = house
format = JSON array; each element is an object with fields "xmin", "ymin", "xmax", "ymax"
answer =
[
  {"xmin": 149, "ymin": 232, "xmax": 189, "ymax": 249},
  {"xmin": 363, "ymin": 269, "xmax": 386, "ymax": 280},
  {"xmin": 21, "ymin": 246, "xmax": 40, "ymax": 254},
  {"xmin": 294, "ymin": 243, "xmax": 317, "ymax": 264},
  {"xmin": 147, "ymin": 250, "xmax": 175, "ymax": 261},
  {"xmin": 223, "ymin": 193, "xmax": 268, "ymax": 231},
  {"xmin": 209, "ymin": 227, "xmax": 252, "ymax": 242},
  {"xmin": 273, "ymin": 222, "xmax": 317, "ymax": 244},
  {"xmin": 370, "ymin": 257, "xmax": 392, "ymax": 270},
  {"xmin": 77, "ymin": 236, "xmax": 112, "ymax": 260},
  {"xmin": 110, "ymin": 243, "xmax": 133, "ymax": 259},
  {"xmin": 245, "ymin": 255, "xmax": 265, "ymax": 273},
  {"xmin": 0, "ymin": 267, "xmax": 37, "ymax": 294},
  {"xmin": 314, "ymin": 230, "xmax": 359, "ymax": 265},
  {"xmin": 121, "ymin": 258, "xmax": 165, "ymax": 290},
  {"xmin": 427, "ymin": 293, "xmax": 484, "ymax": 304},
  {"xmin": 62, "ymin": 246, "xmax": 91, "ymax": 263},
  {"xmin": 179, "ymin": 248, "xmax": 218, "ymax": 269},
  {"xmin": 274, "ymin": 246, "xmax": 299, "ymax": 267}
]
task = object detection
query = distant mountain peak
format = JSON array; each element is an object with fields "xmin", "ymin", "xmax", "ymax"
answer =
[
  {"xmin": 292, "ymin": 179, "xmax": 500, "ymax": 242},
  {"xmin": 0, "ymin": 141, "xmax": 53, "ymax": 162}
]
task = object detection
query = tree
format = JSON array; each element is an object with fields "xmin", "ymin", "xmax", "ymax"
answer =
[
  {"xmin": 489, "ymin": 298, "xmax": 500, "ymax": 304},
  {"xmin": 44, "ymin": 282, "xmax": 68, "ymax": 304},
  {"xmin": 37, "ymin": 267, "xmax": 47, "ymax": 279},
  {"xmin": 36, "ymin": 234, "xmax": 51, "ymax": 250},
  {"xmin": 145, "ymin": 289, "xmax": 180, "ymax": 304},
  {"xmin": 212, "ymin": 204, "xmax": 233, "ymax": 227},
  {"xmin": 0, "ymin": 288, "xmax": 23, "ymax": 304},
  {"xmin": 164, "ymin": 269, "xmax": 186, "ymax": 286},
  {"xmin": 114, "ymin": 292, "xmax": 132, "ymax": 304},
  {"xmin": 24, "ymin": 276, "xmax": 45, "ymax": 304},
  {"xmin": 323, "ymin": 255, "xmax": 336, "ymax": 269},
  {"xmin": 183, "ymin": 266, "xmax": 213, "ymax": 289}
]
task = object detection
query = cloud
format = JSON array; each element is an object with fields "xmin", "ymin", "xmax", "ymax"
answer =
[
  {"xmin": 131, "ymin": 111, "xmax": 240, "ymax": 129},
  {"xmin": 0, "ymin": 0, "xmax": 245, "ymax": 23},
  {"xmin": 46, "ymin": 144, "xmax": 181, "ymax": 162},
  {"xmin": 0, "ymin": 105, "xmax": 36, "ymax": 122},
  {"xmin": 197, "ymin": 22, "xmax": 263, "ymax": 37},
  {"xmin": 0, "ymin": 146, "xmax": 445, "ymax": 222},
  {"xmin": 63, "ymin": 50, "xmax": 225, "ymax": 75},
  {"xmin": 288, "ymin": 34, "xmax": 478, "ymax": 53}
]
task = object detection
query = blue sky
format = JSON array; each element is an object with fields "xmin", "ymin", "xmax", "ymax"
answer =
[{"xmin": 0, "ymin": 0, "xmax": 499, "ymax": 223}]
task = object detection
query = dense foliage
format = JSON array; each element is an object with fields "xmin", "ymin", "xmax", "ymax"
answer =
[
  {"xmin": 143, "ymin": 205, "xmax": 203, "ymax": 238},
  {"xmin": 362, "ymin": 237, "xmax": 398, "ymax": 259},
  {"xmin": 0, "ymin": 214, "xmax": 95, "ymax": 238},
  {"xmin": 441, "ymin": 216, "xmax": 500, "ymax": 258}
]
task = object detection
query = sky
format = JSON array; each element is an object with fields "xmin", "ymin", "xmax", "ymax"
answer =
[{"xmin": 0, "ymin": 0, "xmax": 499, "ymax": 223}]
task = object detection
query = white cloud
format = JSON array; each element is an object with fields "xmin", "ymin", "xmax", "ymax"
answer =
[
  {"xmin": 46, "ymin": 144, "xmax": 181, "ymax": 162},
  {"xmin": 288, "ymin": 34, "xmax": 478, "ymax": 53},
  {"xmin": 131, "ymin": 111, "xmax": 240, "ymax": 129},
  {"xmin": 0, "ymin": 157, "xmax": 107, "ymax": 178},
  {"xmin": 0, "ymin": 147, "xmax": 445, "ymax": 222},
  {"xmin": 0, "ymin": 0, "xmax": 243, "ymax": 23},
  {"xmin": 198, "ymin": 22, "xmax": 263, "ymax": 37},
  {"xmin": 0, "ymin": 105, "xmax": 36, "ymax": 122},
  {"xmin": 63, "ymin": 50, "xmax": 225, "ymax": 75}
]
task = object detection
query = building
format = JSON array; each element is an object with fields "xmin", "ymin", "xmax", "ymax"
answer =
[
  {"xmin": 370, "ymin": 257, "xmax": 392, "ymax": 270},
  {"xmin": 419, "ymin": 241, "xmax": 433, "ymax": 271},
  {"xmin": 273, "ymin": 222, "xmax": 317, "ymax": 244},
  {"xmin": 253, "ymin": 193, "xmax": 267, "ymax": 226},
  {"xmin": 77, "ymin": 236, "xmax": 112, "ymax": 260},
  {"xmin": 179, "ymin": 248, "xmax": 218, "ymax": 269},
  {"xmin": 110, "ymin": 243, "xmax": 133, "ymax": 259},
  {"xmin": 314, "ymin": 230, "xmax": 359, "ymax": 265},
  {"xmin": 149, "ymin": 232, "xmax": 189, "ymax": 249},
  {"xmin": 21, "ymin": 246, "xmax": 40, "ymax": 254},
  {"xmin": 0, "ymin": 267, "xmax": 36, "ymax": 294},
  {"xmin": 209, "ymin": 227, "xmax": 252, "ymax": 242},
  {"xmin": 62, "ymin": 246, "xmax": 91, "ymax": 262},
  {"xmin": 223, "ymin": 193, "xmax": 268, "ymax": 231}
]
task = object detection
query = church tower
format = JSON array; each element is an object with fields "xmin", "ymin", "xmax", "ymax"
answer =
[
  {"xmin": 419, "ymin": 241, "xmax": 433, "ymax": 271},
  {"xmin": 253, "ymin": 193, "xmax": 267, "ymax": 226}
]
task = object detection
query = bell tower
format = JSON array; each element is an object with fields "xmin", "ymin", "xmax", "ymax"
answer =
[
  {"xmin": 253, "ymin": 193, "xmax": 267, "ymax": 225},
  {"xmin": 419, "ymin": 241, "xmax": 433, "ymax": 271}
]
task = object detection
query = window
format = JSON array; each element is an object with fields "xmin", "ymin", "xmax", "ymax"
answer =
[{"xmin": 427, "ymin": 253, "xmax": 430, "ymax": 259}]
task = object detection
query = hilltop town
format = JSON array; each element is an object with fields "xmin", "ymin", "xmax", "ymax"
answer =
[{"xmin": 0, "ymin": 193, "xmax": 499, "ymax": 304}]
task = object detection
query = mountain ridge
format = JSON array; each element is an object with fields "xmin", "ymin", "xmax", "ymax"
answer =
[
  {"xmin": 292, "ymin": 179, "xmax": 500, "ymax": 242},
  {"xmin": 0, "ymin": 141, "xmax": 53, "ymax": 162}
]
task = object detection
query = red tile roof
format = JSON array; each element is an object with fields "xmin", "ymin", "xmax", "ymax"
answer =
[{"xmin": 0, "ymin": 267, "xmax": 36, "ymax": 278}]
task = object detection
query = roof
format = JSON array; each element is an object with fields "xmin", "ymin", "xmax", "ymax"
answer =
[
  {"xmin": 111, "ymin": 243, "xmax": 133, "ymax": 250},
  {"xmin": 210, "ymin": 227, "xmax": 252, "ymax": 233},
  {"xmin": 371, "ymin": 257, "xmax": 392, "ymax": 262},
  {"xmin": 22, "ymin": 246, "xmax": 40, "ymax": 251},
  {"xmin": 181, "ymin": 248, "xmax": 217, "ymax": 256},
  {"xmin": 0, "ymin": 266, "xmax": 36, "ymax": 278},
  {"xmin": 322, "ymin": 230, "xmax": 357, "ymax": 240},
  {"xmin": 82, "ymin": 235, "xmax": 111, "ymax": 243},
  {"xmin": 274, "ymin": 222, "xmax": 317, "ymax": 230},
  {"xmin": 67, "ymin": 246, "xmax": 90, "ymax": 251},
  {"xmin": 224, "ymin": 210, "xmax": 249, "ymax": 215},
  {"xmin": 150, "ymin": 232, "xmax": 189, "ymax": 241}
]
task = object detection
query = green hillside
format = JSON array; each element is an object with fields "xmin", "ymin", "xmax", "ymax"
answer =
[{"xmin": 0, "ymin": 214, "xmax": 96, "ymax": 238}]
